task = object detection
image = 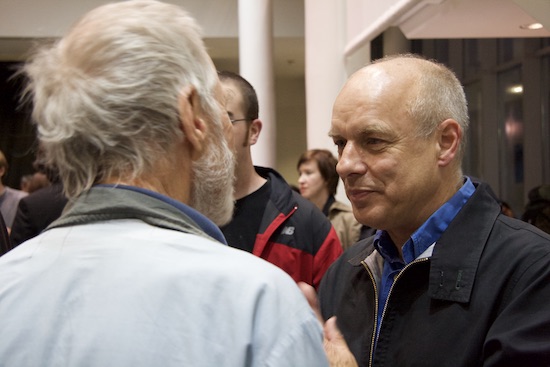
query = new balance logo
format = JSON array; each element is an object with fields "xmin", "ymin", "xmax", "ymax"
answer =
[{"xmin": 281, "ymin": 226, "xmax": 295, "ymax": 235}]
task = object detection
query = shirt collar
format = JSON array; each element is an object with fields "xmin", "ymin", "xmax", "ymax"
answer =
[
  {"xmin": 374, "ymin": 177, "xmax": 475, "ymax": 264},
  {"xmin": 96, "ymin": 184, "xmax": 227, "ymax": 245}
]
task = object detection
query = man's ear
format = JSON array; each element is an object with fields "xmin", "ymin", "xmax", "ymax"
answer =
[
  {"xmin": 437, "ymin": 118, "xmax": 462, "ymax": 167},
  {"xmin": 178, "ymin": 85, "xmax": 207, "ymax": 161},
  {"xmin": 248, "ymin": 119, "xmax": 262, "ymax": 146}
]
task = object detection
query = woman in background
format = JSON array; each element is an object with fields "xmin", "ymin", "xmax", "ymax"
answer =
[{"xmin": 297, "ymin": 149, "xmax": 372, "ymax": 250}]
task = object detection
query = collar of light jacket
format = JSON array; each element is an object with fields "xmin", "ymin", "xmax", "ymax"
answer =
[{"xmin": 46, "ymin": 185, "xmax": 227, "ymax": 245}]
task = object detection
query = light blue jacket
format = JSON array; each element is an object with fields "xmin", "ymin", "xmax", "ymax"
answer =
[{"xmin": 0, "ymin": 186, "xmax": 328, "ymax": 367}]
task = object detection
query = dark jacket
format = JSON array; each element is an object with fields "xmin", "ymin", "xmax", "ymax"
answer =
[
  {"xmin": 10, "ymin": 183, "xmax": 68, "ymax": 246},
  {"xmin": 318, "ymin": 182, "xmax": 550, "ymax": 367},
  {"xmin": 522, "ymin": 184, "xmax": 550, "ymax": 234},
  {"xmin": 252, "ymin": 167, "xmax": 342, "ymax": 288},
  {"xmin": 0, "ymin": 214, "xmax": 10, "ymax": 256}
]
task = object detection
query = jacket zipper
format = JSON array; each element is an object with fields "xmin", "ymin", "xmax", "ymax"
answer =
[
  {"xmin": 360, "ymin": 260, "xmax": 378, "ymax": 367},
  {"xmin": 363, "ymin": 257, "xmax": 430, "ymax": 367}
]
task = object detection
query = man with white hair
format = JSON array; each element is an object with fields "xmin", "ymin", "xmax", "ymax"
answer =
[{"xmin": 0, "ymin": 1, "xmax": 328, "ymax": 366}]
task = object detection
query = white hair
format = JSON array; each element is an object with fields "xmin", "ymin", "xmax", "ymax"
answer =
[{"xmin": 23, "ymin": 0, "xmax": 220, "ymax": 198}]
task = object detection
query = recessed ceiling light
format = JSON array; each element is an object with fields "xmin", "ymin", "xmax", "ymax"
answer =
[
  {"xmin": 507, "ymin": 85, "xmax": 523, "ymax": 94},
  {"xmin": 519, "ymin": 22, "xmax": 544, "ymax": 30}
]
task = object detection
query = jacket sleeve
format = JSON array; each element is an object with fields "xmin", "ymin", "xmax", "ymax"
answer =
[{"xmin": 9, "ymin": 199, "xmax": 35, "ymax": 247}]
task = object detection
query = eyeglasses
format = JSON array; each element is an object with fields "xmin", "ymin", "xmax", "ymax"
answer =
[{"xmin": 230, "ymin": 118, "xmax": 248, "ymax": 124}]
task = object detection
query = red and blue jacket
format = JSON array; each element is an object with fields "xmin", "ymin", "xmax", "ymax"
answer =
[{"xmin": 252, "ymin": 167, "xmax": 343, "ymax": 289}]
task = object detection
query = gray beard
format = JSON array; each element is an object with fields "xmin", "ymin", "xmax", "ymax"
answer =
[{"xmin": 190, "ymin": 134, "xmax": 236, "ymax": 227}]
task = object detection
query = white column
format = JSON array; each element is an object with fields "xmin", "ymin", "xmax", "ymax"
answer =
[
  {"xmin": 305, "ymin": 0, "xmax": 349, "ymax": 203},
  {"xmin": 304, "ymin": 0, "xmax": 347, "ymax": 151},
  {"xmin": 238, "ymin": 0, "xmax": 276, "ymax": 168}
]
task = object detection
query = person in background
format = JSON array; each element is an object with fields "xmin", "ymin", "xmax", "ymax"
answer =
[
  {"xmin": 20, "ymin": 170, "xmax": 50, "ymax": 194},
  {"xmin": 297, "ymin": 149, "xmax": 371, "ymax": 249},
  {"xmin": 522, "ymin": 184, "xmax": 550, "ymax": 234},
  {"xmin": 10, "ymin": 160, "xmax": 67, "ymax": 246},
  {"xmin": 19, "ymin": 174, "xmax": 33, "ymax": 193},
  {"xmin": 0, "ymin": 2, "xmax": 329, "ymax": 366},
  {"xmin": 0, "ymin": 211, "xmax": 10, "ymax": 256},
  {"xmin": 0, "ymin": 149, "xmax": 28, "ymax": 231},
  {"xmin": 304, "ymin": 54, "xmax": 550, "ymax": 366},
  {"xmin": 30, "ymin": 172, "xmax": 50, "ymax": 193},
  {"xmin": 499, "ymin": 200, "xmax": 515, "ymax": 218},
  {"xmin": 218, "ymin": 70, "xmax": 342, "ymax": 289}
]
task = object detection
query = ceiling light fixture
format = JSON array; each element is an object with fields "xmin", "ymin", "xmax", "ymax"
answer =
[
  {"xmin": 519, "ymin": 22, "xmax": 544, "ymax": 30},
  {"xmin": 507, "ymin": 85, "xmax": 523, "ymax": 94}
]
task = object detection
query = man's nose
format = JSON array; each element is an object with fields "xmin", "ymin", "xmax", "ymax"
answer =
[{"xmin": 336, "ymin": 142, "xmax": 363, "ymax": 179}]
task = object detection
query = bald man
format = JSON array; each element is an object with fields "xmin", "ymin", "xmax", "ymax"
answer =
[{"xmin": 311, "ymin": 54, "xmax": 550, "ymax": 366}]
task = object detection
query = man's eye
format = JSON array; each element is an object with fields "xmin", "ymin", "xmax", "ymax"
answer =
[{"xmin": 367, "ymin": 138, "xmax": 384, "ymax": 145}]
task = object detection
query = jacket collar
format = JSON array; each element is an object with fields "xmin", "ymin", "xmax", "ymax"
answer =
[
  {"xmin": 255, "ymin": 166, "xmax": 296, "ymax": 214},
  {"xmin": 47, "ymin": 186, "xmax": 226, "ymax": 244}
]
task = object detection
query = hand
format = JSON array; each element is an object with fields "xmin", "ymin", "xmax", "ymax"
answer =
[
  {"xmin": 323, "ymin": 316, "xmax": 358, "ymax": 367},
  {"xmin": 298, "ymin": 282, "xmax": 358, "ymax": 367}
]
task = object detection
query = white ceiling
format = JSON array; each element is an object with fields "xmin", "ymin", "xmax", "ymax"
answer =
[
  {"xmin": 398, "ymin": 0, "xmax": 550, "ymax": 39},
  {"xmin": 0, "ymin": 0, "xmax": 549, "ymax": 79}
]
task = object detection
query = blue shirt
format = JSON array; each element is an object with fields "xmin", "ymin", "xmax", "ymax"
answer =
[{"xmin": 373, "ymin": 177, "xmax": 475, "ymax": 340}]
